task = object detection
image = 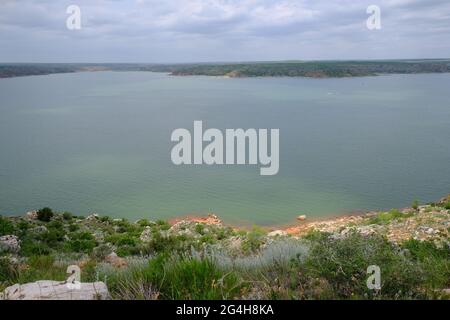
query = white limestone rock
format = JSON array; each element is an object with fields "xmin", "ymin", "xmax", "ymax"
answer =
[{"xmin": 1, "ymin": 280, "xmax": 109, "ymax": 300}]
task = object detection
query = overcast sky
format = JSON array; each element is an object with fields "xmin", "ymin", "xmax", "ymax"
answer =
[{"xmin": 0, "ymin": 0, "xmax": 449, "ymax": 62}]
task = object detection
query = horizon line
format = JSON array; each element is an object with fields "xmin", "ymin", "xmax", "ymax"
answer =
[{"xmin": 1, "ymin": 58, "xmax": 450, "ymax": 65}]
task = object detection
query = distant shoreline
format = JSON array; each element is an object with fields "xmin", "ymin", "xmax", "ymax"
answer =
[{"xmin": 1, "ymin": 60, "xmax": 450, "ymax": 79}]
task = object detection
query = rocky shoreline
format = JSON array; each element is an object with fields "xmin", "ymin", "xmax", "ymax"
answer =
[{"xmin": 172, "ymin": 194, "xmax": 450, "ymax": 245}]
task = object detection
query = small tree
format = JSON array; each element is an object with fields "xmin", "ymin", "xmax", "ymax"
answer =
[
  {"xmin": 37, "ymin": 207, "xmax": 54, "ymax": 222},
  {"xmin": 412, "ymin": 200, "xmax": 419, "ymax": 210}
]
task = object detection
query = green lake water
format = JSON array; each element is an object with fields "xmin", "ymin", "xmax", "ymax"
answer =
[{"xmin": 0, "ymin": 72, "xmax": 449, "ymax": 225}]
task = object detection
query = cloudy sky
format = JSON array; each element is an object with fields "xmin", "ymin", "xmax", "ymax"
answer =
[{"xmin": 0, "ymin": 0, "xmax": 449, "ymax": 62}]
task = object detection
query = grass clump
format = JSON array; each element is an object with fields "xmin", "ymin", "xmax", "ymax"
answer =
[
  {"xmin": 0, "ymin": 257, "xmax": 18, "ymax": 284},
  {"xmin": 102, "ymin": 254, "xmax": 242, "ymax": 300},
  {"xmin": 368, "ymin": 209, "xmax": 413, "ymax": 225}
]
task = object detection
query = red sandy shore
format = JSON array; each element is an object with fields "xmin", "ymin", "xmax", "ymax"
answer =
[{"xmin": 167, "ymin": 211, "xmax": 377, "ymax": 236}]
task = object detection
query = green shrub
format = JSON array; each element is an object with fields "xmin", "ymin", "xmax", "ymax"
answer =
[
  {"xmin": 20, "ymin": 239, "xmax": 51, "ymax": 256},
  {"xmin": 68, "ymin": 223, "xmax": 79, "ymax": 232},
  {"xmin": 137, "ymin": 219, "xmax": 153, "ymax": 227},
  {"xmin": 91, "ymin": 244, "xmax": 112, "ymax": 260},
  {"xmin": 444, "ymin": 202, "xmax": 450, "ymax": 210},
  {"xmin": 114, "ymin": 234, "xmax": 142, "ymax": 257},
  {"xmin": 412, "ymin": 200, "xmax": 419, "ymax": 210},
  {"xmin": 369, "ymin": 209, "xmax": 412, "ymax": 225},
  {"xmin": 145, "ymin": 232, "xmax": 178, "ymax": 254},
  {"xmin": 241, "ymin": 226, "xmax": 266, "ymax": 253},
  {"xmin": 304, "ymin": 232, "xmax": 423, "ymax": 299},
  {"xmin": 402, "ymin": 239, "xmax": 450, "ymax": 289},
  {"xmin": 40, "ymin": 230, "xmax": 65, "ymax": 248},
  {"xmin": 37, "ymin": 207, "xmax": 54, "ymax": 222},
  {"xmin": 155, "ymin": 220, "xmax": 171, "ymax": 230},
  {"xmin": 116, "ymin": 236, "xmax": 137, "ymax": 247},
  {"xmin": 403, "ymin": 239, "xmax": 450, "ymax": 261},
  {"xmin": 15, "ymin": 255, "xmax": 67, "ymax": 284},
  {"xmin": 100, "ymin": 216, "xmax": 112, "ymax": 223},
  {"xmin": 65, "ymin": 232, "xmax": 97, "ymax": 253},
  {"xmin": 62, "ymin": 212, "xmax": 73, "ymax": 220},
  {"xmin": 17, "ymin": 220, "xmax": 30, "ymax": 232},
  {"xmin": 116, "ymin": 245, "xmax": 142, "ymax": 257},
  {"xmin": 112, "ymin": 219, "xmax": 139, "ymax": 234},
  {"xmin": 0, "ymin": 216, "xmax": 15, "ymax": 236},
  {"xmin": 0, "ymin": 257, "xmax": 17, "ymax": 283},
  {"xmin": 105, "ymin": 233, "xmax": 139, "ymax": 247}
]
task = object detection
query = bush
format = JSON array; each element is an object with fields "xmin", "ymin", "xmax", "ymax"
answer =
[
  {"xmin": 0, "ymin": 257, "xmax": 17, "ymax": 283},
  {"xmin": 65, "ymin": 232, "xmax": 97, "ymax": 253},
  {"xmin": 303, "ymin": 232, "xmax": 423, "ymax": 299},
  {"xmin": 40, "ymin": 230, "xmax": 65, "ymax": 248},
  {"xmin": 37, "ymin": 207, "xmax": 54, "ymax": 222},
  {"xmin": 402, "ymin": 239, "xmax": 450, "ymax": 289},
  {"xmin": 17, "ymin": 220, "xmax": 30, "ymax": 232},
  {"xmin": 91, "ymin": 244, "xmax": 113, "ymax": 260},
  {"xmin": 62, "ymin": 212, "xmax": 73, "ymax": 220},
  {"xmin": 241, "ymin": 226, "xmax": 266, "ymax": 253},
  {"xmin": 112, "ymin": 219, "xmax": 139, "ymax": 234},
  {"xmin": 20, "ymin": 239, "xmax": 51, "ymax": 256},
  {"xmin": 143, "ymin": 232, "xmax": 198, "ymax": 255},
  {"xmin": 68, "ymin": 223, "xmax": 79, "ymax": 232},
  {"xmin": 155, "ymin": 220, "xmax": 171, "ymax": 230},
  {"xmin": 15, "ymin": 255, "xmax": 67, "ymax": 284},
  {"xmin": 116, "ymin": 245, "xmax": 142, "ymax": 257},
  {"xmin": 412, "ymin": 200, "xmax": 419, "ymax": 210},
  {"xmin": 137, "ymin": 219, "xmax": 154, "ymax": 227},
  {"xmin": 0, "ymin": 216, "xmax": 15, "ymax": 236}
]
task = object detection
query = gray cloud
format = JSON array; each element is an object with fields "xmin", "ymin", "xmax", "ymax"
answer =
[{"xmin": 0, "ymin": 0, "xmax": 449, "ymax": 62}]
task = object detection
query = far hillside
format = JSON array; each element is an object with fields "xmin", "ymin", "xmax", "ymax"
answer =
[{"xmin": 1, "ymin": 59, "xmax": 450, "ymax": 78}]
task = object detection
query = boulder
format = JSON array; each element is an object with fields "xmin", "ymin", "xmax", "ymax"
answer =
[
  {"xmin": 225, "ymin": 236, "xmax": 243, "ymax": 253},
  {"xmin": 31, "ymin": 225, "xmax": 48, "ymax": 234},
  {"xmin": 297, "ymin": 215, "xmax": 307, "ymax": 221},
  {"xmin": 169, "ymin": 220, "xmax": 197, "ymax": 235},
  {"xmin": 140, "ymin": 226, "xmax": 153, "ymax": 242},
  {"xmin": 0, "ymin": 235, "xmax": 20, "ymax": 253},
  {"xmin": 86, "ymin": 213, "xmax": 99, "ymax": 221},
  {"xmin": 105, "ymin": 252, "xmax": 127, "ymax": 268},
  {"xmin": 26, "ymin": 210, "xmax": 38, "ymax": 220},
  {"xmin": 356, "ymin": 225, "xmax": 377, "ymax": 237},
  {"xmin": 267, "ymin": 230, "xmax": 288, "ymax": 237},
  {"xmin": 1, "ymin": 280, "xmax": 109, "ymax": 300},
  {"xmin": 438, "ymin": 194, "xmax": 450, "ymax": 205}
]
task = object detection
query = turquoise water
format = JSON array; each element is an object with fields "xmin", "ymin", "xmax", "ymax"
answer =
[{"xmin": 0, "ymin": 72, "xmax": 449, "ymax": 225}]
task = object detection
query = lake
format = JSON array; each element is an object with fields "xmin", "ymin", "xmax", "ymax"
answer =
[{"xmin": 0, "ymin": 72, "xmax": 449, "ymax": 225}]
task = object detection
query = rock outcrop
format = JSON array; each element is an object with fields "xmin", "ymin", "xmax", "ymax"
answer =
[
  {"xmin": 268, "ymin": 230, "xmax": 288, "ymax": 237},
  {"xmin": 26, "ymin": 210, "xmax": 38, "ymax": 220},
  {"xmin": 1, "ymin": 280, "xmax": 109, "ymax": 300},
  {"xmin": 0, "ymin": 235, "xmax": 20, "ymax": 253},
  {"xmin": 105, "ymin": 252, "xmax": 127, "ymax": 268},
  {"xmin": 140, "ymin": 226, "xmax": 153, "ymax": 242}
]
